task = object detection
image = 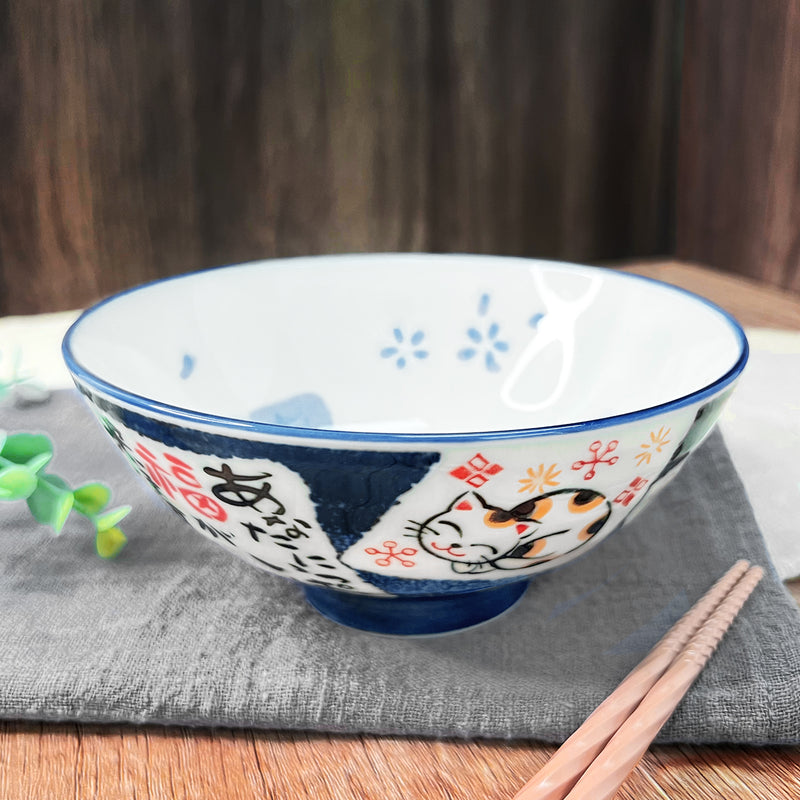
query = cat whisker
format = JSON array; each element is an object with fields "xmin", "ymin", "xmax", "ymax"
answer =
[{"xmin": 406, "ymin": 521, "xmax": 441, "ymax": 538}]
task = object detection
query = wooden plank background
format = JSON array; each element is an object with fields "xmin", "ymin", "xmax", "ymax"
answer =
[
  {"xmin": 678, "ymin": 0, "xmax": 800, "ymax": 293},
  {"xmin": 0, "ymin": 0, "xmax": 681, "ymax": 314},
  {"xmin": 0, "ymin": 0, "xmax": 798, "ymax": 315}
]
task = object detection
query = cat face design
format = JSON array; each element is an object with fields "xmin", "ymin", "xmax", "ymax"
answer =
[{"xmin": 407, "ymin": 489, "xmax": 611, "ymax": 573}]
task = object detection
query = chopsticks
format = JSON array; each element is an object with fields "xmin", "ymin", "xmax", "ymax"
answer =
[{"xmin": 513, "ymin": 560, "xmax": 763, "ymax": 800}]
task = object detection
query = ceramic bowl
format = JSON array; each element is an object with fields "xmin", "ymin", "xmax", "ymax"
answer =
[{"xmin": 62, "ymin": 254, "xmax": 748, "ymax": 634}]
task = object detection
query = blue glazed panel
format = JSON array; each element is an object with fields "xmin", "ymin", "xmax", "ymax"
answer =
[
  {"xmin": 80, "ymin": 387, "xmax": 441, "ymax": 557},
  {"xmin": 250, "ymin": 393, "xmax": 333, "ymax": 428}
]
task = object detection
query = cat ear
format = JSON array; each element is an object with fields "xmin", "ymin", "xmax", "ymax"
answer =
[
  {"xmin": 472, "ymin": 492, "xmax": 493, "ymax": 509},
  {"xmin": 514, "ymin": 522, "xmax": 531, "ymax": 535},
  {"xmin": 449, "ymin": 492, "xmax": 475, "ymax": 512}
]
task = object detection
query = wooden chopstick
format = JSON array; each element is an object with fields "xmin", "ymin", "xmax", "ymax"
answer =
[
  {"xmin": 513, "ymin": 560, "xmax": 760, "ymax": 800},
  {"xmin": 562, "ymin": 565, "xmax": 763, "ymax": 800}
]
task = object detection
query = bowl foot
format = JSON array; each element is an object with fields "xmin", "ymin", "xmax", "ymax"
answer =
[{"xmin": 302, "ymin": 580, "xmax": 529, "ymax": 635}]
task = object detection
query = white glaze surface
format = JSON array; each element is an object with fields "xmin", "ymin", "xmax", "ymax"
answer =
[{"xmin": 65, "ymin": 255, "xmax": 744, "ymax": 434}]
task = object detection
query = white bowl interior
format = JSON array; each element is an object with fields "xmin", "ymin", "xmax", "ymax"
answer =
[{"xmin": 66, "ymin": 255, "xmax": 745, "ymax": 434}]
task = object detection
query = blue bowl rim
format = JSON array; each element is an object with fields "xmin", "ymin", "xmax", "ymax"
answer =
[{"xmin": 62, "ymin": 254, "xmax": 750, "ymax": 445}]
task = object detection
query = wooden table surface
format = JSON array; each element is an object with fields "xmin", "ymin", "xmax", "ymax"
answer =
[{"xmin": 2, "ymin": 260, "xmax": 799, "ymax": 800}]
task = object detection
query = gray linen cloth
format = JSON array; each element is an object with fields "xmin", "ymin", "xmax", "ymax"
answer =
[{"xmin": 1, "ymin": 390, "xmax": 799, "ymax": 743}]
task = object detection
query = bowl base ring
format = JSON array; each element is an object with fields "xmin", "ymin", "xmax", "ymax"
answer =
[{"xmin": 302, "ymin": 580, "xmax": 530, "ymax": 636}]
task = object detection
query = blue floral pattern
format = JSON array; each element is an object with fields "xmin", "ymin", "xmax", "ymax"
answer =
[
  {"xmin": 529, "ymin": 312, "xmax": 545, "ymax": 328},
  {"xmin": 458, "ymin": 294, "xmax": 509, "ymax": 373},
  {"xmin": 378, "ymin": 297, "xmax": 543, "ymax": 374},
  {"xmin": 180, "ymin": 354, "xmax": 196, "ymax": 380},
  {"xmin": 380, "ymin": 329, "xmax": 429, "ymax": 369}
]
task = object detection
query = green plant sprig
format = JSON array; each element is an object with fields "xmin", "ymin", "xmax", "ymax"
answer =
[
  {"xmin": 0, "ymin": 430, "xmax": 130, "ymax": 558},
  {"xmin": 0, "ymin": 348, "xmax": 31, "ymax": 400},
  {"xmin": 0, "ymin": 348, "xmax": 49, "ymax": 407}
]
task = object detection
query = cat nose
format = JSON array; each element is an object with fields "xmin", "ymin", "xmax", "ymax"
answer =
[{"xmin": 449, "ymin": 543, "xmax": 463, "ymax": 550}]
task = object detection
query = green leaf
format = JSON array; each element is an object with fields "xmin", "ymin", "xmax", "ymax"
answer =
[
  {"xmin": 0, "ymin": 464, "xmax": 38, "ymax": 500},
  {"xmin": 0, "ymin": 430, "xmax": 6, "ymax": 451},
  {"xmin": 41, "ymin": 474, "xmax": 70, "ymax": 491},
  {"xmin": 94, "ymin": 505, "xmax": 131, "ymax": 532},
  {"xmin": 72, "ymin": 482, "xmax": 111, "ymax": 516},
  {"xmin": 96, "ymin": 525, "xmax": 127, "ymax": 558},
  {"xmin": 0, "ymin": 434, "xmax": 53, "ymax": 468},
  {"xmin": 24, "ymin": 452, "xmax": 53, "ymax": 475},
  {"xmin": 26, "ymin": 475, "xmax": 74, "ymax": 533}
]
